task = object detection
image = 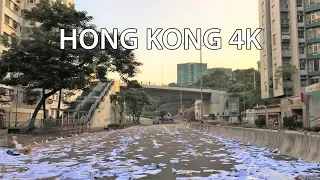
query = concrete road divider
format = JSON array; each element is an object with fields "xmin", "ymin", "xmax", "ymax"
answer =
[{"xmin": 190, "ymin": 124, "xmax": 320, "ymax": 163}]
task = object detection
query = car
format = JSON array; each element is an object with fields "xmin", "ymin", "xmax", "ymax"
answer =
[{"xmin": 153, "ymin": 117, "xmax": 160, "ymax": 124}]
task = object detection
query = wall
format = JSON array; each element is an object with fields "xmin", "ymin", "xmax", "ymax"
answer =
[
  {"xmin": 191, "ymin": 124, "xmax": 320, "ymax": 163},
  {"xmin": 90, "ymin": 83, "xmax": 117, "ymax": 131}
]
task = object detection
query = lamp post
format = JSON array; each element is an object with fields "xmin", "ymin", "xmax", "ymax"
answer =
[
  {"xmin": 161, "ymin": 65, "xmax": 163, "ymax": 86},
  {"xmin": 180, "ymin": 71, "xmax": 183, "ymax": 112},
  {"xmin": 184, "ymin": 43, "xmax": 205, "ymax": 122}
]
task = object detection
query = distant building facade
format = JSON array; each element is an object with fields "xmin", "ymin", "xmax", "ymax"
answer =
[{"xmin": 177, "ymin": 63, "xmax": 207, "ymax": 85}]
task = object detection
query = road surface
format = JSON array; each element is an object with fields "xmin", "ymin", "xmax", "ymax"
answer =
[{"xmin": 1, "ymin": 121, "xmax": 320, "ymax": 179}]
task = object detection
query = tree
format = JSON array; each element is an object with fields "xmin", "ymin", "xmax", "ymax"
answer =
[
  {"xmin": 274, "ymin": 64, "xmax": 298, "ymax": 97},
  {"xmin": 124, "ymin": 80, "xmax": 151, "ymax": 123},
  {"xmin": 0, "ymin": 0, "xmax": 141, "ymax": 132},
  {"xmin": 160, "ymin": 110, "xmax": 167, "ymax": 118},
  {"xmin": 110, "ymin": 92, "xmax": 125, "ymax": 123},
  {"xmin": 195, "ymin": 70, "xmax": 229, "ymax": 89}
]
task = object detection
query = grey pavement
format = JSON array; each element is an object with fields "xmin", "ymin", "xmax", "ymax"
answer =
[{"xmin": 1, "ymin": 122, "xmax": 320, "ymax": 179}]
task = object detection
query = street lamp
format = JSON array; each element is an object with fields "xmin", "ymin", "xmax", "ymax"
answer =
[
  {"xmin": 184, "ymin": 43, "xmax": 206, "ymax": 122},
  {"xmin": 161, "ymin": 65, "xmax": 163, "ymax": 86}
]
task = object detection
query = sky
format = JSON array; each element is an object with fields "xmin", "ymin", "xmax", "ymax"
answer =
[{"xmin": 75, "ymin": 0, "xmax": 260, "ymax": 84}]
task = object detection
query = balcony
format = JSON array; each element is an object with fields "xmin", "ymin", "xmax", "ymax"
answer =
[
  {"xmin": 281, "ymin": 19, "xmax": 290, "ymax": 27},
  {"xmin": 280, "ymin": 3, "xmax": 289, "ymax": 11},
  {"xmin": 305, "ymin": 2, "xmax": 320, "ymax": 13},
  {"xmin": 282, "ymin": 48, "xmax": 291, "ymax": 57},
  {"xmin": 283, "ymin": 81, "xmax": 293, "ymax": 87},
  {"xmin": 281, "ymin": 34, "xmax": 291, "ymax": 41}
]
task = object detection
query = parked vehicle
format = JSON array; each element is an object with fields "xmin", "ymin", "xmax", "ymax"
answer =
[
  {"xmin": 201, "ymin": 114, "xmax": 219, "ymax": 125},
  {"xmin": 153, "ymin": 117, "xmax": 160, "ymax": 124}
]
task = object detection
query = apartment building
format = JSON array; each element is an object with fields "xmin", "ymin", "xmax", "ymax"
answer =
[
  {"xmin": 0, "ymin": 0, "xmax": 77, "ymax": 128},
  {"xmin": 259, "ymin": 0, "xmax": 304, "ymax": 99},
  {"xmin": 177, "ymin": 63, "xmax": 208, "ymax": 85},
  {"xmin": 305, "ymin": 0, "xmax": 320, "ymax": 85},
  {"xmin": 0, "ymin": 0, "xmax": 24, "ymax": 52}
]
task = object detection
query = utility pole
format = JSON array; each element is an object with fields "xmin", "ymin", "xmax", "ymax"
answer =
[
  {"xmin": 15, "ymin": 86, "xmax": 18, "ymax": 127},
  {"xmin": 253, "ymin": 71, "xmax": 256, "ymax": 91},
  {"xmin": 200, "ymin": 47, "xmax": 203, "ymax": 122},
  {"xmin": 180, "ymin": 71, "xmax": 183, "ymax": 112},
  {"xmin": 161, "ymin": 65, "xmax": 163, "ymax": 86}
]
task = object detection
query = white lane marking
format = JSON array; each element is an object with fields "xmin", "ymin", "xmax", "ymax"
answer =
[{"xmin": 163, "ymin": 126, "xmax": 175, "ymax": 135}]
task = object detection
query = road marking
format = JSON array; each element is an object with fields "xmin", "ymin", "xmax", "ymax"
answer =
[
  {"xmin": 197, "ymin": 153, "xmax": 203, "ymax": 156},
  {"xmin": 163, "ymin": 126, "xmax": 175, "ymax": 135}
]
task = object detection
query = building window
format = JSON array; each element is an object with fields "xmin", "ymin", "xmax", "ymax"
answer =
[
  {"xmin": 273, "ymin": 34, "xmax": 276, "ymax": 46},
  {"xmin": 13, "ymin": 3, "xmax": 19, "ymax": 13},
  {"xmin": 298, "ymin": 27, "xmax": 304, "ymax": 38},
  {"xmin": 309, "ymin": 59, "xmax": 320, "ymax": 72},
  {"xmin": 297, "ymin": 0, "xmax": 303, "ymax": 7},
  {"xmin": 308, "ymin": 43, "xmax": 320, "ymax": 55},
  {"xmin": 263, "ymin": 28, "xmax": 265, "ymax": 39},
  {"xmin": 272, "ymin": 6, "xmax": 275, "ymax": 15},
  {"xmin": 5, "ymin": 0, "xmax": 10, "ymax": 7},
  {"xmin": 263, "ymin": 42, "xmax": 266, "ymax": 52},
  {"xmin": 307, "ymin": 11, "xmax": 320, "ymax": 24},
  {"xmin": 12, "ymin": 20, "xmax": 18, "ymax": 30},
  {"xmin": 262, "ymin": 2, "xmax": 264, "ymax": 13},
  {"xmin": 4, "ymin": 15, "xmax": 10, "ymax": 25},
  {"xmin": 3, "ymin": 32, "xmax": 9, "ymax": 41},
  {"xmin": 264, "ymin": 82, "xmax": 267, "ymax": 92},
  {"xmin": 297, "ymin": 11, "xmax": 304, "ymax": 23},
  {"xmin": 27, "ymin": 0, "xmax": 36, "ymax": 3},
  {"xmin": 300, "ymin": 59, "xmax": 306, "ymax": 70},
  {"xmin": 264, "ymin": 55, "xmax": 267, "ymax": 65},
  {"xmin": 272, "ymin": 20, "xmax": 276, "ymax": 30},
  {"xmin": 299, "ymin": 43, "xmax": 305, "ymax": 54},
  {"xmin": 262, "ymin": 16, "xmax": 265, "ymax": 26}
]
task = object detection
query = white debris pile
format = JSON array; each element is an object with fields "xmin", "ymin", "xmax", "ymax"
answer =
[{"xmin": 193, "ymin": 129, "xmax": 320, "ymax": 179}]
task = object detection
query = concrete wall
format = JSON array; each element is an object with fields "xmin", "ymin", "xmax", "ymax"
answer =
[
  {"xmin": 191, "ymin": 124, "xmax": 320, "ymax": 163},
  {"xmin": 0, "ymin": 129, "xmax": 7, "ymax": 147}
]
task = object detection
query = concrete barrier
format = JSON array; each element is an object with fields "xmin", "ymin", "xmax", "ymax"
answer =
[
  {"xmin": 190, "ymin": 124, "xmax": 320, "ymax": 163},
  {"xmin": 0, "ymin": 129, "xmax": 8, "ymax": 147}
]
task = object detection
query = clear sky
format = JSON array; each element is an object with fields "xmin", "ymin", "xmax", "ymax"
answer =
[{"xmin": 75, "ymin": 0, "xmax": 260, "ymax": 84}]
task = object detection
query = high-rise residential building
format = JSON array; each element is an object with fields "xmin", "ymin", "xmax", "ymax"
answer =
[
  {"xmin": 305, "ymin": 0, "xmax": 320, "ymax": 86},
  {"xmin": 259, "ymin": 0, "xmax": 304, "ymax": 99},
  {"xmin": 207, "ymin": 68, "xmax": 233, "ymax": 80},
  {"xmin": 0, "ymin": 0, "xmax": 24, "ymax": 52},
  {"xmin": 177, "ymin": 63, "xmax": 207, "ymax": 85}
]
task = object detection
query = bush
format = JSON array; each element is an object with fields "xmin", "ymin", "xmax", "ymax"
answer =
[
  {"xmin": 312, "ymin": 126, "xmax": 320, "ymax": 132},
  {"xmin": 160, "ymin": 110, "xmax": 167, "ymax": 117},
  {"xmin": 295, "ymin": 121, "xmax": 303, "ymax": 129},
  {"xmin": 283, "ymin": 116, "xmax": 295, "ymax": 129},
  {"xmin": 255, "ymin": 117, "xmax": 266, "ymax": 127}
]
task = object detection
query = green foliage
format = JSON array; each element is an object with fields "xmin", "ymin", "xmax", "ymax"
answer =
[
  {"xmin": 283, "ymin": 116, "xmax": 303, "ymax": 130},
  {"xmin": 295, "ymin": 121, "xmax": 303, "ymax": 129},
  {"xmin": 283, "ymin": 116, "xmax": 295, "ymax": 129},
  {"xmin": 160, "ymin": 110, "xmax": 167, "ymax": 117},
  {"xmin": 311, "ymin": 126, "xmax": 320, "ymax": 132},
  {"xmin": 255, "ymin": 116, "xmax": 266, "ymax": 127},
  {"xmin": 110, "ymin": 92, "xmax": 126, "ymax": 123},
  {"xmin": 274, "ymin": 64, "xmax": 298, "ymax": 85},
  {"xmin": 195, "ymin": 70, "xmax": 229, "ymax": 89},
  {"xmin": 22, "ymin": 90, "xmax": 41, "ymax": 105},
  {"xmin": 0, "ymin": 0, "xmax": 141, "ymax": 131}
]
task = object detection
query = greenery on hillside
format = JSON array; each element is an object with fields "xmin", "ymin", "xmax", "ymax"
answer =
[{"xmin": 195, "ymin": 68, "xmax": 281, "ymax": 112}]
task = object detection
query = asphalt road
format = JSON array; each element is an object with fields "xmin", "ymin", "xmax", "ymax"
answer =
[{"xmin": 1, "ymin": 120, "xmax": 320, "ymax": 179}]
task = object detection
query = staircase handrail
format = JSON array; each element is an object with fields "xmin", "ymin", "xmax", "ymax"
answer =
[
  {"xmin": 72, "ymin": 82, "xmax": 106, "ymax": 118},
  {"xmin": 82, "ymin": 81, "xmax": 113, "ymax": 124}
]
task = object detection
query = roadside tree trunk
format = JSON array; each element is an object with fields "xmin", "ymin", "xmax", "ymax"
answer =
[
  {"xmin": 27, "ymin": 89, "xmax": 59, "ymax": 133},
  {"xmin": 42, "ymin": 88, "xmax": 46, "ymax": 120},
  {"xmin": 56, "ymin": 89, "xmax": 62, "ymax": 119}
]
